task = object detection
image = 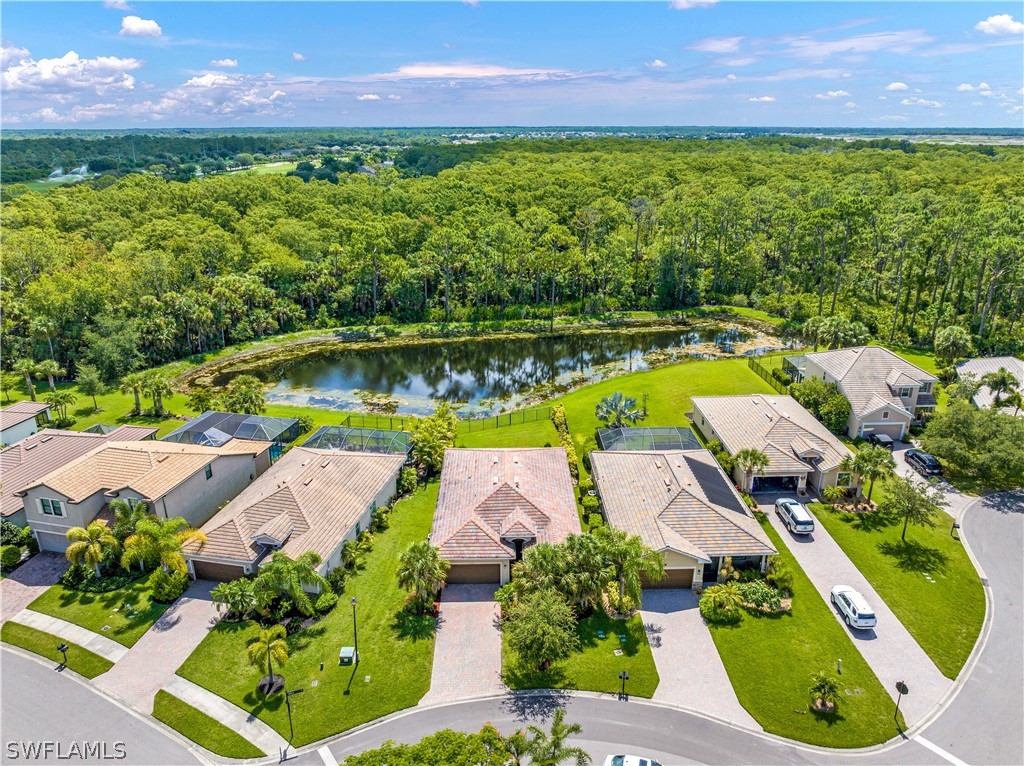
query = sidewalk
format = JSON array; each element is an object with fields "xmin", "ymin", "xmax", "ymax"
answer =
[{"xmin": 10, "ymin": 608, "xmax": 129, "ymax": 663}]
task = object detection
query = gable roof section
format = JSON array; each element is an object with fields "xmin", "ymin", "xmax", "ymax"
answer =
[
  {"xmin": 431, "ymin": 448, "xmax": 580, "ymax": 561},
  {"xmin": 804, "ymin": 346, "xmax": 935, "ymax": 418},
  {"xmin": 0, "ymin": 401, "xmax": 50, "ymax": 432},
  {"xmin": 956, "ymin": 356, "xmax": 1024, "ymax": 415}
]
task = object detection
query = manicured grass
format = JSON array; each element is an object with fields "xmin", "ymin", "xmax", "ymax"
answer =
[
  {"xmin": 707, "ymin": 517, "xmax": 903, "ymax": 748},
  {"xmin": 176, "ymin": 482, "xmax": 439, "ymax": 747},
  {"xmin": 152, "ymin": 690, "xmax": 264, "ymax": 759},
  {"xmin": 808, "ymin": 495, "xmax": 983, "ymax": 679},
  {"xmin": 0, "ymin": 622, "xmax": 114, "ymax": 678},
  {"xmin": 458, "ymin": 418, "xmax": 561, "ymax": 449},
  {"xmin": 502, "ymin": 610, "xmax": 659, "ymax": 698},
  {"xmin": 27, "ymin": 572, "xmax": 169, "ymax": 648}
]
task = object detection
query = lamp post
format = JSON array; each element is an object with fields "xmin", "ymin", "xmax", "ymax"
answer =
[
  {"xmin": 618, "ymin": 671, "xmax": 630, "ymax": 700},
  {"xmin": 56, "ymin": 643, "xmax": 68, "ymax": 668},
  {"xmin": 351, "ymin": 597, "xmax": 359, "ymax": 664},
  {"xmin": 894, "ymin": 681, "xmax": 909, "ymax": 722},
  {"xmin": 284, "ymin": 689, "xmax": 303, "ymax": 743}
]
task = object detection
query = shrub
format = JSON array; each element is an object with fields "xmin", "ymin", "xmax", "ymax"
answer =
[
  {"xmin": 315, "ymin": 591, "xmax": 338, "ymax": 614},
  {"xmin": 327, "ymin": 567, "xmax": 347, "ymax": 595},
  {"xmin": 398, "ymin": 466, "xmax": 418, "ymax": 495},
  {"xmin": 739, "ymin": 580, "xmax": 782, "ymax": 612},
  {"xmin": 285, "ymin": 616, "xmax": 305, "ymax": 635},
  {"xmin": 71, "ymin": 569, "xmax": 140, "ymax": 593},
  {"xmin": 766, "ymin": 557, "xmax": 794, "ymax": 594},
  {"xmin": 370, "ymin": 507, "xmax": 390, "ymax": 533},
  {"xmin": 0, "ymin": 520, "xmax": 23, "ymax": 547},
  {"xmin": 706, "ymin": 440, "xmax": 735, "ymax": 474},
  {"xmin": 729, "ymin": 293, "xmax": 749, "ymax": 308},
  {"xmin": 718, "ymin": 556, "xmax": 738, "ymax": 582},
  {"xmin": 699, "ymin": 595, "xmax": 742, "ymax": 625},
  {"xmin": 577, "ymin": 478, "xmax": 594, "ymax": 498},
  {"xmin": 52, "ymin": 416, "xmax": 77, "ymax": 429},
  {"xmin": 550, "ymin": 404, "xmax": 569, "ymax": 436},
  {"xmin": 296, "ymin": 414, "xmax": 315, "ymax": 434},
  {"xmin": 559, "ymin": 432, "xmax": 579, "ymax": 483},
  {"xmin": 605, "ymin": 587, "xmax": 636, "ymax": 615},
  {"xmin": 736, "ymin": 567, "xmax": 763, "ymax": 583},
  {"xmin": 587, "ymin": 513, "xmax": 603, "ymax": 530},
  {"xmin": 580, "ymin": 436, "xmax": 598, "ymax": 472},
  {"xmin": 0, "ymin": 545, "xmax": 21, "ymax": 570},
  {"xmin": 60, "ymin": 563, "xmax": 88, "ymax": 588},
  {"xmin": 150, "ymin": 569, "xmax": 190, "ymax": 604},
  {"xmin": 771, "ymin": 368, "xmax": 793, "ymax": 386},
  {"xmin": 581, "ymin": 495, "xmax": 600, "ymax": 514}
]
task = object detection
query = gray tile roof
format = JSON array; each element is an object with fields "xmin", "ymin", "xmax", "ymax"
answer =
[
  {"xmin": 804, "ymin": 346, "xmax": 935, "ymax": 417},
  {"xmin": 956, "ymin": 356, "xmax": 1024, "ymax": 415},
  {"xmin": 0, "ymin": 401, "xmax": 51, "ymax": 432}
]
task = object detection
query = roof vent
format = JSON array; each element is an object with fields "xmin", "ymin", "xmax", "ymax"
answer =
[
  {"xmin": 321, "ymin": 460, "xmax": 330, "ymax": 469},
  {"xmin": 156, "ymin": 454, "xmax": 169, "ymax": 463},
  {"xmin": 40, "ymin": 436, "xmax": 54, "ymax": 443},
  {"xmin": 24, "ymin": 442, "xmax": 38, "ymax": 451}
]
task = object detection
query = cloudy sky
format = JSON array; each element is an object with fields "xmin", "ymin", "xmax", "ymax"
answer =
[{"xmin": 2, "ymin": 1, "xmax": 1022, "ymax": 128}]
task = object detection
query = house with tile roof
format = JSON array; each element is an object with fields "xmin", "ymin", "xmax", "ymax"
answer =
[
  {"xmin": 183, "ymin": 447, "xmax": 405, "ymax": 583},
  {"xmin": 1, "ymin": 426, "xmax": 157, "ymax": 527},
  {"xmin": 691, "ymin": 395, "xmax": 857, "ymax": 494},
  {"xmin": 0, "ymin": 401, "xmax": 52, "ymax": 448},
  {"xmin": 786, "ymin": 346, "xmax": 938, "ymax": 440},
  {"xmin": 955, "ymin": 356, "xmax": 1024, "ymax": 416},
  {"xmin": 15, "ymin": 439, "xmax": 271, "ymax": 552},
  {"xmin": 430, "ymin": 448, "xmax": 581, "ymax": 584},
  {"xmin": 590, "ymin": 449, "xmax": 777, "ymax": 590}
]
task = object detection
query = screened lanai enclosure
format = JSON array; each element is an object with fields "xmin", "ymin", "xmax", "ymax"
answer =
[
  {"xmin": 302, "ymin": 426, "xmax": 413, "ymax": 456},
  {"xmin": 596, "ymin": 426, "xmax": 702, "ymax": 452},
  {"xmin": 162, "ymin": 411, "xmax": 302, "ymax": 447}
]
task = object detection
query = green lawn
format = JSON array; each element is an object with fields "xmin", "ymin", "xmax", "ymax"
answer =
[
  {"xmin": 27, "ymin": 572, "xmax": 169, "ymax": 648},
  {"xmin": 502, "ymin": 610, "xmax": 659, "ymax": 698},
  {"xmin": 0, "ymin": 622, "xmax": 114, "ymax": 678},
  {"xmin": 175, "ymin": 482, "xmax": 439, "ymax": 747},
  {"xmin": 152, "ymin": 690, "xmax": 264, "ymax": 759},
  {"xmin": 458, "ymin": 418, "xmax": 561, "ymax": 449},
  {"xmin": 808, "ymin": 494, "xmax": 984, "ymax": 679},
  {"xmin": 708, "ymin": 518, "xmax": 903, "ymax": 748}
]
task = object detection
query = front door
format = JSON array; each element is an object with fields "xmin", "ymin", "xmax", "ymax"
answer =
[{"xmin": 703, "ymin": 556, "xmax": 720, "ymax": 583}]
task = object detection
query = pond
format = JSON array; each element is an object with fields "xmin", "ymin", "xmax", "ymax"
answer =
[{"xmin": 256, "ymin": 323, "xmax": 792, "ymax": 416}]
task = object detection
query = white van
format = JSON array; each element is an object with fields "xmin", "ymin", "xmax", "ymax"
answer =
[{"xmin": 775, "ymin": 498, "xmax": 814, "ymax": 535}]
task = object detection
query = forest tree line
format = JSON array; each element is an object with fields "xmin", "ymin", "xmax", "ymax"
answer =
[{"xmin": 1, "ymin": 137, "xmax": 1021, "ymax": 381}]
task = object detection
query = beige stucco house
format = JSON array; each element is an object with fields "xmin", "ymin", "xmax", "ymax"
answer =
[
  {"xmin": 590, "ymin": 449, "xmax": 777, "ymax": 590},
  {"xmin": 691, "ymin": 394, "xmax": 857, "ymax": 494}
]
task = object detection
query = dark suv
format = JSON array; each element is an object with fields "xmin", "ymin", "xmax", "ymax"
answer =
[
  {"xmin": 866, "ymin": 432, "xmax": 895, "ymax": 450},
  {"xmin": 906, "ymin": 449, "xmax": 942, "ymax": 477}
]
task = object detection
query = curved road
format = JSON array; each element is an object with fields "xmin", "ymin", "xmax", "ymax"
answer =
[{"xmin": 2, "ymin": 492, "xmax": 1020, "ymax": 766}]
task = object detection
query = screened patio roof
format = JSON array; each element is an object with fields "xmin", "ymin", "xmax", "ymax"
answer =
[
  {"xmin": 596, "ymin": 426, "xmax": 701, "ymax": 452},
  {"xmin": 302, "ymin": 426, "xmax": 412, "ymax": 456}
]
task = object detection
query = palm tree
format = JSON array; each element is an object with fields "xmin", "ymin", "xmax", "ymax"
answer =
[
  {"xmin": 1008, "ymin": 390, "xmax": 1023, "ymax": 418},
  {"xmin": 30, "ymin": 316, "xmax": 58, "ymax": 361},
  {"xmin": 512, "ymin": 542, "xmax": 565, "ymax": 593},
  {"xmin": 66, "ymin": 522, "xmax": 120, "ymax": 576},
  {"xmin": 396, "ymin": 541, "xmax": 450, "ymax": 612},
  {"xmin": 702, "ymin": 582, "xmax": 744, "ymax": 613},
  {"xmin": 595, "ymin": 527, "xmax": 665, "ymax": 605},
  {"xmin": 211, "ymin": 578, "xmax": 258, "ymax": 620},
  {"xmin": 560, "ymin": 533, "xmax": 613, "ymax": 614},
  {"xmin": 858, "ymin": 445, "xmax": 896, "ymax": 502},
  {"xmin": 525, "ymin": 708, "xmax": 590, "ymax": 766},
  {"xmin": 733, "ymin": 447, "xmax": 770, "ymax": 492},
  {"xmin": 809, "ymin": 671, "xmax": 841, "ymax": 711},
  {"xmin": 982, "ymin": 367, "xmax": 1019, "ymax": 409},
  {"xmin": 44, "ymin": 389, "xmax": 77, "ymax": 420},
  {"xmin": 247, "ymin": 625, "xmax": 289, "ymax": 692},
  {"xmin": 33, "ymin": 359, "xmax": 65, "ymax": 394},
  {"xmin": 119, "ymin": 372, "xmax": 146, "ymax": 415},
  {"xmin": 121, "ymin": 516, "xmax": 206, "ymax": 574},
  {"xmin": 255, "ymin": 551, "xmax": 330, "ymax": 617},
  {"xmin": 141, "ymin": 370, "xmax": 173, "ymax": 416},
  {"xmin": 108, "ymin": 499, "xmax": 149, "ymax": 542},
  {"xmin": 12, "ymin": 359, "xmax": 38, "ymax": 402},
  {"xmin": 595, "ymin": 392, "xmax": 644, "ymax": 429}
]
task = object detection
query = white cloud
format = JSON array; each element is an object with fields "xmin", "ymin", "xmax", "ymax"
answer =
[
  {"xmin": 815, "ymin": 89, "xmax": 850, "ymax": 99},
  {"xmin": 874, "ymin": 114, "xmax": 909, "ymax": 122},
  {"xmin": 1, "ymin": 44, "xmax": 31, "ymax": 69},
  {"xmin": 1008, "ymin": 105, "xmax": 1023, "ymax": 114},
  {"xmin": 974, "ymin": 14, "xmax": 1024, "ymax": 36},
  {"xmin": 119, "ymin": 16, "xmax": 162, "ymax": 38},
  {"xmin": 669, "ymin": 0, "xmax": 718, "ymax": 8},
  {"xmin": 2, "ymin": 50, "xmax": 142, "ymax": 94},
  {"xmin": 387, "ymin": 94, "xmax": 401, "ymax": 100},
  {"xmin": 356, "ymin": 93, "xmax": 381, "ymax": 101},
  {"xmin": 370, "ymin": 62, "xmax": 566, "ymax": 80},
  {"xmin": 462, "ymin": 0, "xmax": 479, "ymax": 5},
  {"xmin": 879, "ymin": 96, "xmax": 887, "ymax": 100},
  {"xmin": 844, "ymin": 101, "xmax": 857, "ymax": 108},
  {"xmin": 956, "ymin": 83, "xmax": 975, "ymax": 91},
  {"xmin": 841, "ymin": 72, "xmax": 852, "ymax": 79},
  {"xmin": 726, "ymin": 73, "xmax": 736, "ymax": 80},
  {"xmin": 292, "ymin": 52, "xmax": 306, "ymax": 62},
  {"xmin": 885, "ymin": 82, "xmax": 908, "ymax": 91},
  {"xmin": 103, "ymin": 0, "xmax": 132, "ymax": 9},
  {"xmin": 442, "ymin": 42, "xmax": 455, "ymax": 49},
  {"xmin": 688, "ymin": 36, "xmax": 742, "ymax": 53},
  {"xmin": 780, "ymin": 29, "xmax": 932, "ymax": 61},
  {"xmin": 749, "ymin": 95, "xmax": 775, "ymax": 102},
  {"xmin": 901, "ymin": 97, "xmax": 942, "ymax": 108},
  {"xmin": 209, "ymin": 58, "xmax": 238, "ymax": 68},
  {"xmin": 645, "ymin": 59, "xmax": 668, "ymax": 69},
  {"xmin": 139, "ymin": 73, "xmax": 286, "ymax": 119}
]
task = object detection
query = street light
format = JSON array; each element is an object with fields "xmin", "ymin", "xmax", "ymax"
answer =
[
  {"xmin": 284, "ymin": 689, "xmax": 304, "ymax": 743},
  {"xmin": 351, "ymin": 597, "xmax": 359, "ymax": 664},
  {"xmin": 56, "ymin": 643, "xmax": 68, "ymax": 668},
  {"xmin": 894, "ymin": 680, "xmax": 909, "ymax": 722},
  {"xmin": 618, "ymin": 671, "xmax": 630, "ymax": 700}
]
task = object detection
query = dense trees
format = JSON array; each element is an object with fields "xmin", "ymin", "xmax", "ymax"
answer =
[{"xmin": 921, "ymin": 400, "xmax": 1024, "ymax": 486}]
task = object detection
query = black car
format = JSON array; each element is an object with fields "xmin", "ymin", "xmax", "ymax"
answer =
[
  {"xmin": 906, "ymin": 448, "xmax": 942, "ymax": 477},
  {"xmin": 866, "ymin": 432, "xmax": 895, "ymax": 450}
]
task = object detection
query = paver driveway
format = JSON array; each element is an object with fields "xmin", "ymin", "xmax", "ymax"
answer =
[
  {"xmin": 420, "ymin": 584, "xmax": 504, "ymax": 705},
  {"xmin": 93, "ymin": 579, "xmax": 220, "ymax": 713},
  {"xmin": 0, "ymin": 552, "xmax": 67, "ymax": 623},
  {"xmin": 640, "ymin": 589, "xmax": 760, "ymax": 730},
  {"xmin": 892, "ymin": 441, "xmax": 974, "ymax": 521},
  {"xmin": 759, "ymin": 496, "xmax": 952, "ymax": 726}
]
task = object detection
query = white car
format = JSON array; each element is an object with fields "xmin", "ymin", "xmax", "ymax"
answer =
[
  {"xmin": 604, "ymin": 757, "xmax": 664, "ymax": 766},
  {"xmin": 831, "ymin": 585, "xmax": 877, "ymax": 629},
  {"xmin": 775, "ymin": 498, "xmax": 814, "ymax": 535}
]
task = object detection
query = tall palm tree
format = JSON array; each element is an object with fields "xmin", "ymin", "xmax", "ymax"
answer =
[
  {"xmin": 66, "ymin": 522, "xmax": 120, "ymax": 576},
  {"xmin": 121, "ymin": 516, "xmax": 206, "ymax": 574},
  {"xmin": 30, "ymin": 317, "xmax": 58, "ymax": 361},
  {"xmin": 525, "ymin": 708, "xmax": 590, "ymax": 766},
  {"xmin": 560, "ymin": 533, "xmax": 613, "ymax": 613},
  {"xmin": 595, "ymin": 392, "xmax": 644, "ymax": 429},
  {"xmin": 255, "ymin": 551, "xmax": 330, "ymax": 617},
  {"xmin": 858, "ymin": 445, "xmax": 896, "ymax": 502},
  {"xmin": 838, "ymin": 454, "xmax": 861, "ymax": 496},
  {"xmin": 141, "ymin": 370, "xmax": 173, "ymax": 416},
  {"xmin": 595, "ymin": 527, "xmax": 665, "ymax": 605},
  {"xmin": 982, "ymin": 367, "xmax": 1019, "ymax": 409},
  {"xmin": 119, "ymin": 372, "xmax": 147, "ymax": 415},
  {"xmin": 12, "ymin": 359, "xmax": 38, "ymax": 402},
  {"xmin": 33, "ymin": 359, "xmax": 65, "ymax": 394},
  {"xmin": 396, "ymin": 541, "xmax": 450, "ymax": 612},
  {"xmin": 247, "ymin": 625, "xmax": 289, "ymax": 692},
  {"xmin": 44, "ymin": 389, "xmax": 77, "ymax": 420},
  {"xmin": 108, "ymin": 499, "xmax": 149, "ymax": 542},
  {"xmin": 733, "ymin": 447, "xmax": 770, "ymax": 492}
]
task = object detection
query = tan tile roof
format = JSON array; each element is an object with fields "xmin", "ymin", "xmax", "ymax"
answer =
[
  {"xmin": 0, "ymin": 401, "xmax": 50, "ymax": 432},
  {"xmin": 804, "ymin": 346, "xmax": 935, "ymax": 417},
  {"xmin": 956, "ymin": 356, "xmax": 1024, "ymax": 415},
  {"xmin": 17, "ymin": 439, "xmax": 267, "ymax": 503},
  {"xmin": 186, "ymin": 447, "xmax": 405, "ymax": 565},
  {"xmin": 693, "ymin": 395, "xmax": 854, "ymax": 475},
  {"xmin": 0, "ymin": 427, "xmax": 156, "ymax": 517},
  {"xmin": 590, "ymin": 450, "xmax": 776, "ymax": 560},
  {"xmin": 431, "ymin": 448, "xmax": 580, "ymax": 561}
]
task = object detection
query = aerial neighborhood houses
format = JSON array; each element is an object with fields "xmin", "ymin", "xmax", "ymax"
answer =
[
  {"xmin": 956, "ymin": 356, "xmax": 1024, "ymax": 416},
  {"xmin": 785, "ymin": 346, "xmax": 938, "ymax": 439},
  {"xmin": 0, "ymin": 401, "xmax": 52, "ymax": 448}
]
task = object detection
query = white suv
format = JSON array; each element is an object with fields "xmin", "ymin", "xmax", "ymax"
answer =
[
  {"xmin": 831, "ymin": 585, "xmax": 877, "ymax": 629},
  {"xmin": 604, "ymin": 757, "xmax": 664, "ymax": 766},
  {"xmin": 775, "ymin": 498, "xmax": 814, "ymax": 534}
]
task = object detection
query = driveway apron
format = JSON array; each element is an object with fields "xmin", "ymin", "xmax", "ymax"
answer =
[
  {"xmin": 420, "ymin": 583, "xmax": 504, "ymax": 705},
  {"xmin": 0, "ymin": 552, "xmax": 68, "ymax": 623},
  {"xmin": 892, "ymin": 441, "xmax": 974, "ymax": 521},
  {"xmin": 640, "ymin": 589, "xmax": 760, "ymax": 730},
  {"xmin": 760, "ymin": 497, "xmax": 952, "ymax": 726}
]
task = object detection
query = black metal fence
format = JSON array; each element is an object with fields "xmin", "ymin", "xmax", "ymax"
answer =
[
  {"xmin": 340, "ymin": 405, "xmax": 552, "ymax": 435},
  {"xmin": 748, "ymin": 357, "xmax": 790, "ymax": 395}
]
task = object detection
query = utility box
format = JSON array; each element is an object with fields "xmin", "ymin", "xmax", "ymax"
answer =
[{"xmin": 339, "ymin": 646, "xmax": 357, "ymax": 666}]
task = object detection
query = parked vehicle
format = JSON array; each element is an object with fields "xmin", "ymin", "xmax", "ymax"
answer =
[
  {"xmin": 905, "ymin": 449, "xmax": 942, "ymax": 477},
  {"xmin": 775, "ymin": 498, "xmax": 815, "ymax": 535},
  {"xmin": 604, "ymin": 757, "xmax": 664, "ymax": 766},
  {"xmin": 866, "ymin": 432, "xmax": 895, "ymax": 450},
  {"xmin": 830, "ymin": 585, "xmax": 877, "ymax": 629}
]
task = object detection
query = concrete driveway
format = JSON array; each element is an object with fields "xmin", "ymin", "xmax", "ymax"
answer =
[
  {"xmin": 640, "ymin": 589, "xmax": 759, "ymax": 729},
  {"xmin": 892, "ymin": 440, "xmax": 974, "ymax": 521},
  {"xmin": 0, "ymin": 552, "xmax": 67, "ymax": 623},
  {"xmin": 420, "ymin": 584, "xmax": 504, "ymax": 705},
  {"xmin": 760, "ymin": 496, "xmax": 952, "ymax": 727}
]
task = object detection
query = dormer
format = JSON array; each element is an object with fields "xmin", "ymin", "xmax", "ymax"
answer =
[
  {"xmin": 252, "ymin": 511, "xmax": 294, "ymax": 548},
  {"xmin": 790, "ymin": 435, "xmax": 823, "ymax": 461},
  {"xmin": 499, "ymin": 508, "xmax": 537, "ymax": 541},
  {"xmin": 885, "ymin": 369, "xmax": 920, "ymax": 399}
]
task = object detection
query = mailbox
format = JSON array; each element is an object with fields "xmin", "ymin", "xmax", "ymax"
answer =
[{"xmin": 339, "ymin": 646, "xmax": 357, "ymax": 666}]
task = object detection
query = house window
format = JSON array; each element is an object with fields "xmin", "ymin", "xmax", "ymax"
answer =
[
  {"xmin": 837, "ymin": 472, "xmax": 851, "ymax": 488},
  {"xmin": 204, "ymin": 464, "xmax": 213, "ymax": 480},
  {"xmin": 355, "ymin": 521, "xmax": 361, "ymax": 535},
  {"xmin": 921, "ymin": 382, "xmax": 931, "ymax": 393},
  {"xmin": 40, "ymin": 498, "xmax": 64, "ymax": 517},
  {"xmin": 899, "ymin": 387, "xmax": 912, "ymax": 398},
  {"xmin": 882, "ymin": 411, "xmax": 890, "ymax": 419}
]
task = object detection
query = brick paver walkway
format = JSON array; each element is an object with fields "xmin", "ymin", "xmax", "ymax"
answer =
[
  {"xmin": 94, "ymin": 580, "xmax": 220, "ymax": 713},
  {"xmin": 761, "ymin": 497, "xmax": 952, "ymax": 727},
  {"xmin": 10, "ymin": 608, "xmax": 128, "ymax": 662},
  {"xmin": 0, "ymin": 553, "xmax": 67, "ymax": 623},
  {"xmin": 420, "ymin": 584, "xmax": 505, "ymax": 705},
  {"xmin": 640, "ymin": 589, "xmax": 761, "ymax": 729}
]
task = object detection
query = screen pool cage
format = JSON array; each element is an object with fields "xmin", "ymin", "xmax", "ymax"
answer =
[
  {"xmin": 162, "ymin": 411, "xmax": 302, "ymax": 447},
  {"xmin": 302, "ymin": 426, "xmax": 412, "ymax": 456},
  {"xmin": 596, "ymin": 426, "xmax": 701, "ymax": 452}
]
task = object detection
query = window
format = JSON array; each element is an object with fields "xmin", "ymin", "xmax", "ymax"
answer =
[
  {"xmin": 355, "ymin": 522, "xmax": 361, "ymax": 535},
  {"xmin": 882, "ymin": 411, "xmax": 890, "ymax": 419},
  {"xmin": 204, "ymin": 464, "xmax": 213, "ymax": 480},
  {"xmin": 899, "ymin": 387, "xmax": 912, "ymax": 398},
  {"xmin": 40, "ymin": 498, "xmax": 64, "ymax": 517},
  {"xmin": 921, "ymin": 382, "xmax": 931, "ymax": 393},
  {"xmin": 837, "ymin": 472, "xmax": 851, "ymax": 488}
]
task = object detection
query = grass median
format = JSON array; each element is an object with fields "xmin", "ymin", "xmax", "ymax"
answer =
[
  {"xmin": 1, "ymin": 622, "xmax": 113, "ymax": 678},
  {"xmin": 152, "ymin": 690, "xmax": 264, "ymax": 759}
]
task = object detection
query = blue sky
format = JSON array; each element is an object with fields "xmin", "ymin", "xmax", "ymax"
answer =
[{"xmin": 2, "ymin": 1, "xmax": 1022, "ymax": 128}]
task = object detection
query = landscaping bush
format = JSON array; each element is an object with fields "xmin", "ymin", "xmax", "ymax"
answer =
[
  {"xmin": 739, "ymin": 580, "xmax": 782, "ymax": 612},
  {"xmin": 736, "ymin": 567, "xmax": 763, "ymax": 583},
  {"xmin": 0, "ymin": 520, "xmax": 23, "ymax": 547},
  {"xmin": 559, "ymin": 431, "xmax": 580, "ymax": 483},
  {"xmin": 52, "ymin": 416, "xmax": 77, "ymax": 429},
  {"xmin": 771, "ymin": 368, "xmax": 793, "ymax": 386},
  {"xmin": 327, "ymin": 567, "xmax": 348, "ymax": 595},
  {"xmin": 0, "ymin": 544, "xmax": 21, "ymax": 570},
  {"xmin": 296, "ymin": 414, "xmax": 315, "ymax": 434},
  {"xmin": 59, "ymin": 564, "xmax": 141, "ymax": 592},
  {"xmin": 370, "ymin": 507, "xmax": 390, "ymax": 533},
  {"xmin": 60, "ymin": 563, "xmax": 88, "ymax": 589},
  {"xmin": 581, "ymin": 495, "xmax": 600, "ymax": 514},
  {"xmin": 706, "ymin": 440, "xmax": 734, "ymax": 474},
  {"xmin": 550, "ymin": 404, "xmax": 569, "ymax": 435},
  {"xmin": 151, "ymin": 569, "xmax": 190, "ymax": 603},
  {"xmin": 315, "ymin": 591, "xmax": 339, "ymax": 614},
  {"xmin": 587, "ymin": 513, "xmax": 603, "ymax": 530},
  {"xmin": 577, "ymin": 478, "xmax": 594, "ymax": 498},
  {"xmin": 698, "ymin": 594, "xmax": 742, "ymax": 625},
  {"xmin": 605, "ymin": 585, "xmax": 635, "ymax": 616},
  {"xmin": 580, "ymin": 437, "xmax": 598, "ymax": 472},
  {"xmin": 21, "ymin": 528, "xmax": 39, "ymax": 554},
  {"xmin": 397, "ymin": 467, "xmax": 418, "ymax": 496},
  {"xmin": 766, "ymin": 557, "xmax": 794, "ymax": 594}
]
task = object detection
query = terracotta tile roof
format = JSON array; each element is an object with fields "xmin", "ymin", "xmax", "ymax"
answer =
[
  {"xmin": 804, "ymin": 346, "xmax": 934, "ymax": 417},
  {"xmin": 956, "ymin": 356, "xmax": 1024, "ymax": 415},
  {"xmin": 431, "ymin": 448, "xmax": 580, "ymax": 561},
  {"xmin": 186, "ymin": 447, "xmax": 405, "ymax": 565},
  {"xmin": 590, "ymin": 450, "xmax": 776, "ymax": 560},
  {"xmin": 0, "ymin": 401, "xmax": 50, "ymax": 432},
  {"xmin": 0, "ymin": 428, "xmax": 156, "ymax": 518}
]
